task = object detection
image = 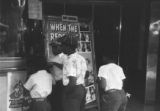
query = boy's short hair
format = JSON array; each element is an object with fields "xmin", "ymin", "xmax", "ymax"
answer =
[
  {"xmin": 57, "ymin": 34, "xmax": 78, "ymax": 50},
  {"xmin": 28, "ymin": 55, "xmax": 47, "ymax": 74},
  {"xmin": 102, "ymin": 56, "xmax": 115, "ymax": 65}
]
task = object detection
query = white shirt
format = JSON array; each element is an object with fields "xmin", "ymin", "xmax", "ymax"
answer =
[
  {"xmin": 98, "ymin": 63, "xmax": 126, "ymax": 91},
  {"xmin": 63, "ymin": 52, "xmax": 87, "ymax": 86},
  {"xmin": 50, "ymin": 53, "xmax": 67, "ymax": 81},
  {"xmin": 24, "ymin": 70, "xmax": 54, "ymax": 98}
]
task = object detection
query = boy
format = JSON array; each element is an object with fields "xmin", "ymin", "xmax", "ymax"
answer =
[
  {"xmin": 57, "ymin": 35, "xmax": 87, "ymax": 111},
  {"xmin": 98, "ymin": 56, "xmax": 128, "ymax": 111},
  {"xmin": 24, "ymin": 56, "xmax": 55, "ymax": 111}
]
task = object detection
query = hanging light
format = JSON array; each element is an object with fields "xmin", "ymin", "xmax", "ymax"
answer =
[
  {"xmin": 150, "ymin": 20, "xmax": 160, "ymax": 35},
  {"xmin": 18, "ymin": 0, "xmax": 26, "ymax": 8}
]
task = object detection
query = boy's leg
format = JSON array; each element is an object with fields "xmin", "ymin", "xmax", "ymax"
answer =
[
  {"xmin": 101, "ymin": 91, "xmax": 122, "ymax": 111},
  {"xmin": 118, "ymin": 90, "xmax": 128, "ymax": 111},
  {"xmin": 29, "ymin": 99, "xmax": 51, "ymax": 111}
]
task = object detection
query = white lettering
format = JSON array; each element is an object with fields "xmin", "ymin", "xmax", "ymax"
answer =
[
  {"xmin": 50, "ymin": 33, "xmax": 55, "ymax": 41},
  {"xmin": 50, "ymin": 24, "xmax": 55, "ymax": 30},
  {"xmin": 74, "ymin": 25, "xmax": 78, "ymax": 32},
  {"xmin": 50, "ymin": 33, "xmax": 65, "ymax": 40},
  {"xmin": 50, "ymin": 23, "xmax": 67, "ymax": 31},
  {"xmin": 56, "ymin": 24, "xmax": 60, "ymax": 30},
  {"xmin": 68, "ymin": 24, "xmax": 78, "ymax": 32}
]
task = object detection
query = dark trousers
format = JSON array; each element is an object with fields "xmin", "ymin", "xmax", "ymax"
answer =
[
  {"xmin": 53, "ymin": 80, "xmax": 63, "ymax": 111},
  {"xmin": 29, "ymin": 99, "xmax": 51, "ymax": 111},
  {"xmin": 63, "ymin": 85, "xmax": 86, "ymax": 111},
  {"xmin": 100, "ymin": 89, "xmax": 128, "ymax": 111},
  {"xmin": 48, "ymin": 80, "xmax": 63, "ymax": 111}
]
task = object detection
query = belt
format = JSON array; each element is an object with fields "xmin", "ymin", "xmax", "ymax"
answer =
[
  {"xmin": 105, "ymin": 89, "xmax": 121, "ymax": 93},
  {"xmin": 32, "ymin": 98, "xmax": 46, "ymax": 102},
  {"xmin": 64, "ymin": 84, "xmax": 84, "ymax": 87}
]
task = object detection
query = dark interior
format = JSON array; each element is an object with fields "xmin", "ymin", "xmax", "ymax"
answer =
[
  {"xmin": 94, "ymin": 4, "xmax": 147, "ymax": 102},
  {"xmin": 93, "ymin": 5, "xmax": 120, "ymax": 67}
]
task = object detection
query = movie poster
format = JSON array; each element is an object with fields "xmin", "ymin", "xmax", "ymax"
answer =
[
  {"xmin": 44, "ymin": 16, "xmax": 80, "ymax": 61},
  {"xmin": 7, "ymin": 71, "xmax": 30, "ymax": 111}
]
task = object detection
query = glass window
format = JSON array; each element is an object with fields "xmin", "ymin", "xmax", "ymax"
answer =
[{"xmin": 0, "ymin": 0, "xmax": 26, "ymax": 57}]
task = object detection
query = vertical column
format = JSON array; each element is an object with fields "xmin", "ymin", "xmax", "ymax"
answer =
[
  {"xmin": 0, "ymin": 0, "xmax": 1, "ymax": 20},
  {"xmin": 145, "ymin": 2, "xmax": 159, "ymax": 103},
  {"xmin": 145, "ymin": 32, "xmax": 159, "ymax": 103}
]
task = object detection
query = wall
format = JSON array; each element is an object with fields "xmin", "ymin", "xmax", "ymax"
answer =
[
  {"xmin": 0, "ymin": 74, "xmax": 7, "ymax": 111},
  {"xmin": 150, "ymin": 2, "xmax": 160, "ymax": 103}
]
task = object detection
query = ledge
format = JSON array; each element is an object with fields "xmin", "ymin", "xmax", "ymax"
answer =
[{"xmin": 0, "ymin": 57, "xmax": 26, "ymax": 71}]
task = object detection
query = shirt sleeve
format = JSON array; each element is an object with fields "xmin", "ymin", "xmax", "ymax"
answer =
[
  {"xmin": 76, "ymin": 58, "xmax": 87, "ymax": 78},
  {"xmin": 82, "ymin": 59, "xmax": 87, "ymax": 77},
  {"xmin": 98, "ymin": 66, "xmax": 109, "ymax": 80},
  {"xmin": 59, "ymin": 53, "xmax": 67, "ymax": 64},
  {"xmin": 24, "ymin": 76, "xmax": 34, "ymax": 91},
  {"xmin": 66, "ymin": 58, "xmax": 76, "ymax": 77},
  {"xmin": 98, "ymin": 67, "xmax": 105, "ymax": 78},
  {"xmin": 119, "ymin": 67, "xmax": 126, "ymax": 80}
]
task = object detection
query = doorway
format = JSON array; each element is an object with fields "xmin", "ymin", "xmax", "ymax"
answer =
[
  {"xmin": 93, "ymin": 4, "xmax": 120, "ymax": 69},
  {"xmin": 93, "ymin": 4, "xmax": 147, "ymax": 102}
]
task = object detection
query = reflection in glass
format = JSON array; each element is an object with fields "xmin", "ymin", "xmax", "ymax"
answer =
[
  {"xmin": 150, "ymin": 20, "xmax": 160, "ymax": 35},
  {"xmin": 0, "ymin": 20, "xmax": 26, "ymax": 57},
  {"xmin": 0, "ymin": 0, "xmax": 26, "ymax": 57}
]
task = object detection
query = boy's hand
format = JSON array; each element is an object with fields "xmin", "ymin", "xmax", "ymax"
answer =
[{"xmin": 126, "ymin": 92, "xmax": 131, "ymax": 98}]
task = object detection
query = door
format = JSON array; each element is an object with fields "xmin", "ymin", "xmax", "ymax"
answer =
[{"xmin": 93, "ymin": 4, "xmax": 120, "ymax": 68}]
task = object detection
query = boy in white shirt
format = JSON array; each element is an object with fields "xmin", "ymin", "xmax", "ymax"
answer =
[
  {"xmin": 57, "ymin": 35, "xmax": 87, "ymax": 111},
  {"xmin": 98, "ymin": 56, "xmax": 128, "ymax": 111},
  {"xmin": 24, "ymin": 56, "xmax": 55, "ymax": 111}
]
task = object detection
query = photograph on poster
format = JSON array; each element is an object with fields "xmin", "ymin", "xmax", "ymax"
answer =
[
  {"xmin": 77, "ymin": 31, "xmax": 91, "ymax": 53},
  {"xmin": 80, "ymin": 23, "xmax": 90, "ymax": 32},
  {"xmin": 86, "ymin": 42, "xmax": 91, "ymax": 52},
  {"xmin": 77, "ymin": 42, "xmax": 91, "ymax": 53},
  {"xmin": 80, "ymin": 32, "xmax": 90, "ymax": 42},
  {"xmin": 85, "ymin": 84, "xmax": 96, "ymax": 104}
]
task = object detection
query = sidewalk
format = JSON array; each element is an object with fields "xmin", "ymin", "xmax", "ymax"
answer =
[{"xmin": 126, "ymin": 97, "xmax": 160, "ymax": 111}]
